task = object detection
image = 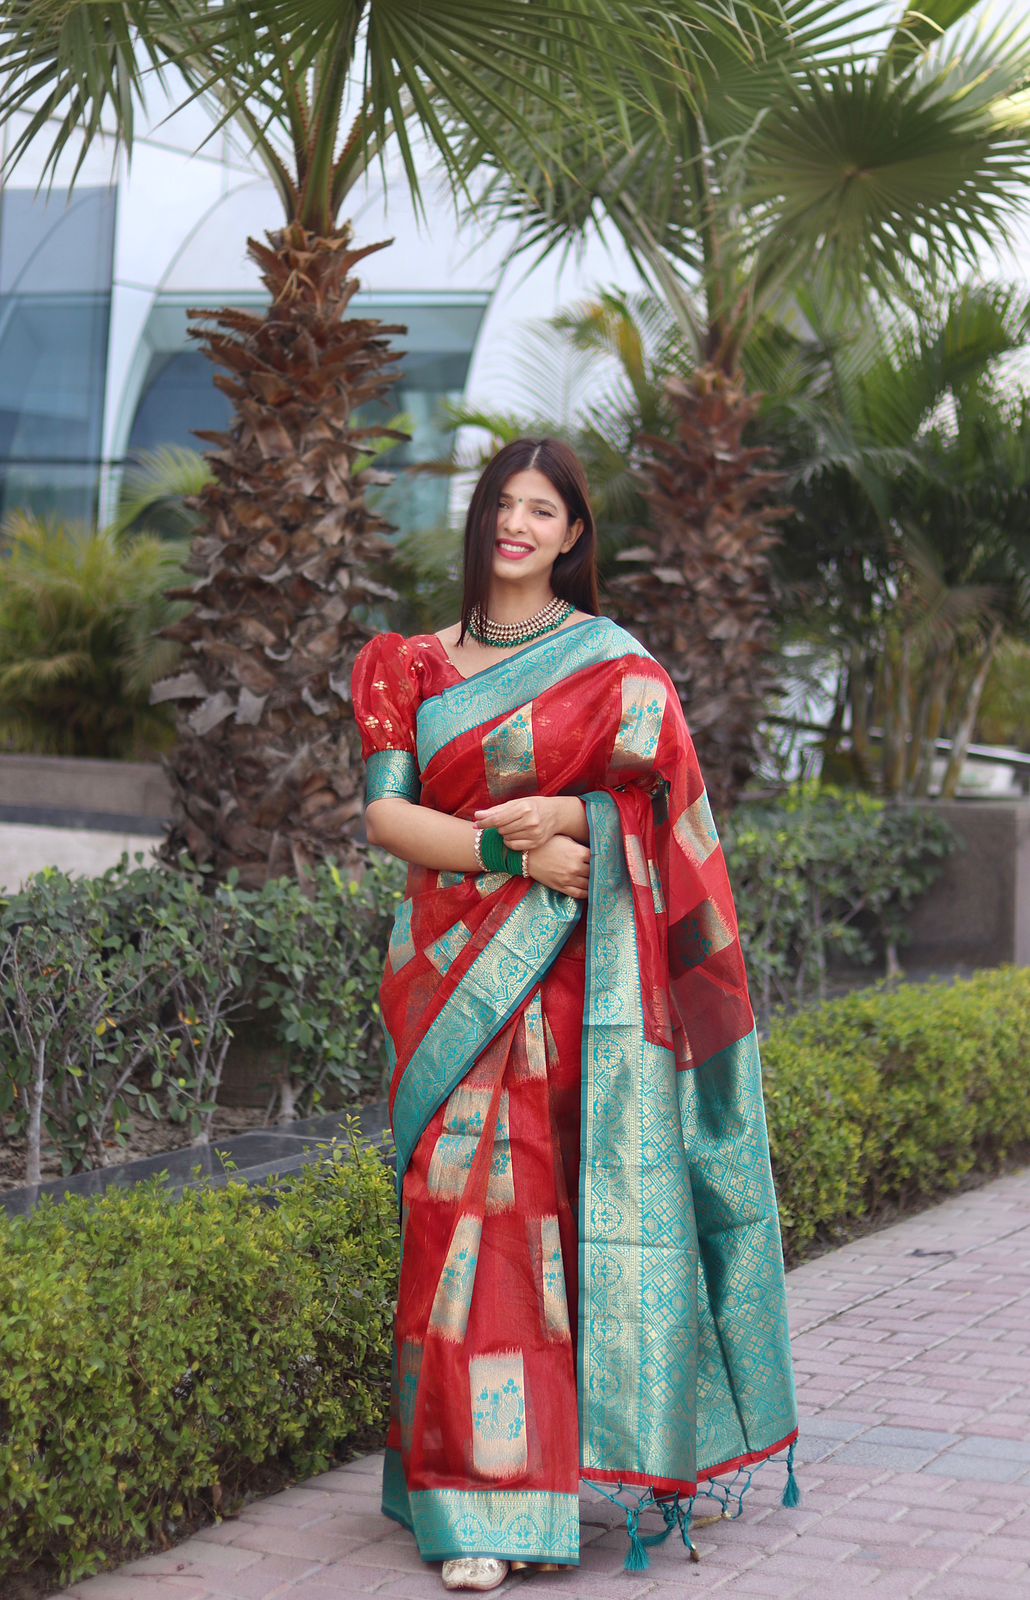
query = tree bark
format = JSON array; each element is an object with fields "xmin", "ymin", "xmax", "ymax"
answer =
[
  {"xmin": 610, "ymin": 367, "xmax": 788, "ymax": 815},
  {"xmin": 847, "ymin": 643, "xmax": 872, "ymax": 783},
  {"xmin": 154, "ymin": 222, "xmax": 407, "ymax": 885},
  {"xmin": 940, "ymin": 622, "xmax": 1003, "ymax": 797},
  {"xmin": 26, "ymin": 1037, "xmax": 45, "ymax": 1188},
  {"xmin": 911, "ymin": 650, "xmax": 952, "ymax": 796}
]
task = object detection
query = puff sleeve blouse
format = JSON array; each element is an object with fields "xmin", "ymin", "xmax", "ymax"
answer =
[{"xmin": 351, "ymin": 633, "xmax": 422, "ymax": 805}]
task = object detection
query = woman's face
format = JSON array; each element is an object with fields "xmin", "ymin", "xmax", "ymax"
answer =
[{"xmin": 492, "ymin": 468, "xmax": 582, "ymax": 587}]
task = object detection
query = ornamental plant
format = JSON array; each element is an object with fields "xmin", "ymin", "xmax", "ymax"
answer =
[
  {"xmin": 0, "ymin": 0, "xmax": 724, "ymax": 883},
  {"xmin": 0, "ymin": 853, "xmax": 405, "ymax": 1186},
  {"xmin": 723, "ymin": 783, "xmax": 955, "ymax": 1014},
  {"xmin": 1, "ymin": 971, "xmax": 1028, "ymax": 1586},
  {"xmin": 763, "ymin": 966, "xmax": 1030, "ymax": 1258}
]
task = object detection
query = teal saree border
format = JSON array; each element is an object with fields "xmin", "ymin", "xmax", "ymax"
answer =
[
  {"xmin": 382, "ymin": 1445, "xmax": 412, "ymax": 1531},
  {"xmin": 366, "ymin": 749, "xmax": 421, "ymax": 805},
  {"xmin": 676, "ymin": 1029, "xmax": 799, "ymax": 1474},
  {"xmin": 416, "ymin": 617, "xmax": 653, "ymax": 771},
  {"xmin": 391, "ymin": 884, "xmax": 582, "ymax": 1192},
  {"xmin": 578, "ymin": 792, "xmax": 699, "ymax": 1485},
  {"xmin": 407, "ymin": 1487, "xmax": 580, "ymax": 1564}
]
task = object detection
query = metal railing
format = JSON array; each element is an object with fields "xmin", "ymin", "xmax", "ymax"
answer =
[{"xmin": 764, "ymin": 715, "xmax": 1030, "ymax": 795}]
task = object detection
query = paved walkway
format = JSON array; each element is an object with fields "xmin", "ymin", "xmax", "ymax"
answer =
[{"xmin": 52, "ymin": 1165, "xmax": 1030, "ymax": 1600}]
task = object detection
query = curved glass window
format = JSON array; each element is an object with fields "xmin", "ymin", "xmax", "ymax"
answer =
[
  {"xmin": 126, "ymin": 292, "xmax": 486, "ymax": 533},
  {"xmin": 0, "ymin": 187, "xmax": 115, "ymax": 523}
]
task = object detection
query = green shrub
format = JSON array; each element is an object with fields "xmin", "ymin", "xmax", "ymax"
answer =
[
  {"xmin": 0, "ymin": 853, "xmax": 406, "ymax": 1183},
  {"xmin": 1, "ymin": 968, "xmax": 1027, "ymax": 1587},
  {"xmin": 0, "ymin": 785, "xmax": 955, "ymax": 1180},
  {"xmin": 0, "ymin": 1128, "xmax": 399, "ymax": 1590},
  {"xmin": 0, "ymin": 516, "xmax": 188, "ymax": 759},
  {"xmin": 764, "ymin": 966, "xmax": 1030, "ymax": 1262},
  {"xmin": 724, "ymin": 783, "xmax": 955, "ymax": 1012}
]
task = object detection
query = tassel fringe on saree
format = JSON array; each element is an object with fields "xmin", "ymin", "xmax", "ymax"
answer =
[{"xmin": 352, "ymin": 616, "xmax": 800, "ymax": 1573}]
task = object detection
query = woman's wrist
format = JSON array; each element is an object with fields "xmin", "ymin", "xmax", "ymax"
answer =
[
  {"xmin": 479, "ymin": 825, "xmax": 531, "ymax": 877},
  {"xmin": 554, "ymin": 796, "xmax": 588, "ymax": 842}
]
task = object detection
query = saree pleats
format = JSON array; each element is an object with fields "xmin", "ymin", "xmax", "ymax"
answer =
[
  {"xmin": 353, "ymin": 618, "xmax": 799, "ymax": 1570},
  {"xmin": 383, "ymin": 933, "xmax": 588, "ymax": 1563}
]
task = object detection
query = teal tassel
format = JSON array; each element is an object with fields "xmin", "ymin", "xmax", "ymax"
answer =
[
  {"xmin": 624, "ymin": 1508, "xmax": 649, "ymax": 1572},
  {"xmin": 782, "ymin": 1440, "xmax": 801, "ymax": 1507},
  {"xmin": 677, "ymin": 1500, "xmax": 699, "ymax": 1562}
]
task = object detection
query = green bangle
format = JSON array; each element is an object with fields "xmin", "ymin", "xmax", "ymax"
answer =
[
  {"xmin": 480, "ymin": 826, "xmax": 508, "ymax": 874},
  {"xmin": 480, "ymin": 827, "xmax": 528, "ymax": 878}
]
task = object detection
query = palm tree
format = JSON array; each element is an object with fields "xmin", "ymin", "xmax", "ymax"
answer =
[
  {"xmin": 0, "ymin": 1, "xmax": 726, "ymax": 883},
  {"xmin": 457, "ymin": 0, "xmax": 1030, "ymax": 803},
  {"xmin": 765, "ymin": 284, "xmax": 1030, "ymax": 797}
]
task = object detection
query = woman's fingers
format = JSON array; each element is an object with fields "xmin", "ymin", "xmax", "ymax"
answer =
[{"xmin": 475, "ymin": 799, "xmax": 529, "ymax": 827}]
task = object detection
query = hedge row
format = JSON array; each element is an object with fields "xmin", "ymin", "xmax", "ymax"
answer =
[
  {"xmin": 1, "ymin": 786, "xmax": 952, "ymax": 1184},
  {"xmin": 0, "ymin": 1128, "xmax": 399, "ymax": 1591},
  {"xmin": 2, "ymin": 968, "xmax": 1028, "ymax": 1589}
]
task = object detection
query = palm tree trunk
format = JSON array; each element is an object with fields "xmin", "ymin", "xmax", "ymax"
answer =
[
  {"xmin": 848, "ymin": 642, "xmax": 872, "ymax": 782},
  {"xmin": 153, "ymin": 222, "xmax": 407, "ymax": 886},
  {"xmin": 885, "ymin": 631, "xmax": 912, "ymax": 796},
  {"xmin": 611, "ymin": 366, "xmax": 789, "ymax": 815},
  {"xmin": 940, "ymin": 622, "xmax": 1003, "ymax": 798},
  {"xmin": 905, "ymin": 648, "xmax": 932, "ymax": 793},
  {"xmin": 911, "ymin": 649, "xmax": 952, "ymax": 796},
  {"xmin": 879, "ymin": 648, "xmax": 896, "ymax": 796}
]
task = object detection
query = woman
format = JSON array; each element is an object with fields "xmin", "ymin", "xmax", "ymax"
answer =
[{"xmin": 351, "ymin": 439, "xmax": 799, "ymax": 1594}]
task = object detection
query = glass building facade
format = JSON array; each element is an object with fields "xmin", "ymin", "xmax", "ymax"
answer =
[
  {"xmin": 0, "ymin": 96, "xmax": 621, "ymax": 543},
  {"xmin": 0, "ymin": 182, "xmax": 486, "ymax": 534},
  {"xmin": 0, "ymin": 186, "xmax": 116, "ymax": 524}
]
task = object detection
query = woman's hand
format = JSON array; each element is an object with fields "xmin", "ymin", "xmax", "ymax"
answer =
[
  {"xmin": 475, "ymin": 795, "xmax": 586, "ymax": 850},
  {"xmin": 525, "ymin": 835, "xmax": 591, "ymax": 899}
]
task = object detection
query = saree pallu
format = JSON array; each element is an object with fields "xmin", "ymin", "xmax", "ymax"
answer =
[{"xmin": 355, "ymin": 617, "xmax": 799, "ymax": 1570}]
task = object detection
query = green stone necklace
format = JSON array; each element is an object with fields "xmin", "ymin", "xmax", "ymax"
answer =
[{"xmin": 468, "ymin": 596, "xmax": 574, "ymax": 648}]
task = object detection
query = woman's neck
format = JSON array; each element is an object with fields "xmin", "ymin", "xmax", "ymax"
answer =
[{"xmin": 482, "ymin": 583, "xmax": 557, "ymax": 624}]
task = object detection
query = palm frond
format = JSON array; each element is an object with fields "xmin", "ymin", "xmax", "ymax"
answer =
[
  {"xmin": 111, "ymin": 446, "xmax": 213, "ymax": 541},
  {"xmin": 745, "ymin": 22, "xmax": 1030, "ymax": 296},
  {"xmin": 0, "ymin": 2, "xmax": 237, "ymax": 183},
  {"xmin": 0, "ymin": 514, "xmax": 188, "ymax": 758}
]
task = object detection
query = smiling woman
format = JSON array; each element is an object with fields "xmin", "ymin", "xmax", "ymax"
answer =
[
  {"xmin": 350, "ymin": 439, "xmax": 800, "ymax": 1593},
  {"xmin": 453, "ymin": 440, "xmax": 600, "ymax": 664}
]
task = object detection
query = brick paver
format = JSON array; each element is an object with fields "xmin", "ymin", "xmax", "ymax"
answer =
[{"xmin": 49, "ymin": 1164, "xmax": 1030, "ymax": 1599}]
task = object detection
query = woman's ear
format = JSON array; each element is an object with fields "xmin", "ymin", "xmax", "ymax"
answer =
[{"xmin": 561, "ymin": 518, "xmax": 584, "ymax": 553}]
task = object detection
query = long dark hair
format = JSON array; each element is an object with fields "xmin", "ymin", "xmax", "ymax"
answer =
[{"xmin": 458, "ymin": 438, "xmax": 600, "ymax": 642}]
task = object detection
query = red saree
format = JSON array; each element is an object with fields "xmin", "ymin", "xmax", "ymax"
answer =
[{"xmin": 351, "ymin": 617, "xmax": 799, "ymax": 1571}]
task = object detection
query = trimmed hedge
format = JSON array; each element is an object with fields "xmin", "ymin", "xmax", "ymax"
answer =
[
  {"xmin": 766, "ymin": 966, "xmax": 1030, "ymax": 1262},
  {"xmin": 2, "ymin": 969, "xmax": 1028, "ymax": 1589},
  {"xmin": 0, "ymin": 1127, "xmax": 398, "ymax": 1591}
]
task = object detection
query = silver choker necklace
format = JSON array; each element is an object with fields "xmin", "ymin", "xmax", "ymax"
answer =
[{"xmin": 467, "ymin": 596, "xmax": 574, "ymax": 648}]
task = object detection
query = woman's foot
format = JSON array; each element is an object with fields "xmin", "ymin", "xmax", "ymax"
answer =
[
  {"xmin": 441, "ymin": 1556, "xmax": 510, "ymax": 1591},
  {"xmin": 509, "ymin": 1563, "xmax": 563, "ymax": 1573}
]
